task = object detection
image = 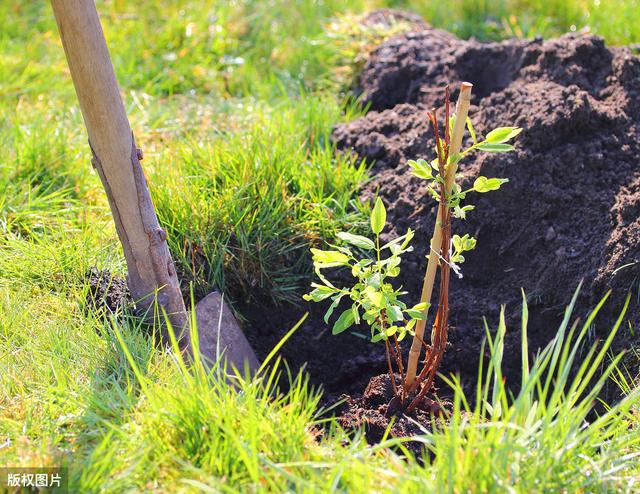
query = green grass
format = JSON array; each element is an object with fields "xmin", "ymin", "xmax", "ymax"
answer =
[
  {"xmin": 151, "ymin": 96, "xmax": 367, "ymax": 304},
  {"xmin": 404, "ymin": 0, "xmax": 640, "ymax": 42},
  {"xmin": 1, "ymin": 0, "xmax": 639, "ymax": 492},
  {"xmin": 4, "ymin": 283, "xmax": 639, "ymax": 491}
]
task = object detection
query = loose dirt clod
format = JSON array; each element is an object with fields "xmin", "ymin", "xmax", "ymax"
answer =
[
  {"xmin": 336, "ymin": 373, "xmax": 451, "ymax": 454},
  {"xmin": 85, "ymin": 267, "xmax": 130, "ymax": 315}
]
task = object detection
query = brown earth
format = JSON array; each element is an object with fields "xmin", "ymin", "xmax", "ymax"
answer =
[
  {"xmin": 335, "ymin": 373, "xmax": 451, "ymax": 455},
  {"xmin": 85, "ymin": 267, "xmax": 130, "ymax": 315}
]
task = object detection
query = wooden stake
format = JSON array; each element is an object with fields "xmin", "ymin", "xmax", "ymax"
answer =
[
  {"xmin": 51, "ymin": 0, "xmax": 259, "ymax": 373},
  {"xmin": 405, "ymin": 82, "xmax": 473, "ymax": 386},
  {"xmin": 51, "ymin": 0, "xmax": 189, "ymax": 334}
]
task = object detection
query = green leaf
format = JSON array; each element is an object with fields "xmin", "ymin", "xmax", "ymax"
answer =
[
  {"xmin": 388, "ymin": 243, "xmax": 402, "ymax": 256},
  {"xmin": 303, "ymin": 284, "xmax": 336, "ymax": 302},
  {"xmin": 352, "ymin": 304, "xmax": 360, "ymax": 325},
  {"xmin": 408, "ymin": 159, "xmax": 434, "ymax": 180},
  {"xmin": 427, "ymin": 186, "xmax": 440, "ymax": 201},
  {"xmin": 473, "ymin": 176, "xmax": 509, "ymax": 193},
  {"xmin": 453, "ymin": 234, "xmax": 463, "ymax": 253},
  {"xmin": 324, "ymin": 293, "xmax": 344, "ymax": 324},
  {"xmin": 405, "ymin": 301, "xmax": 429, "ymax": 320},
  {"xmin": 387, "ymin": 266, "xmax": 400, "ymax": 277},
  {"xmin": 485, "ymin": 127, "xmax": 522, "ymax": 144},
  {"xmin": 405, "ymin": 318, "xmax": 417, "ymax": 332},
  {"xmin": 463, "ymin": 235, "xmax": 477, "ymax": 250},
  {"xmin": 385, "ymin": 326, "xmax": 398, "ymax": 337},
  {"xmin": 388, "ymin": 305, "xmax": 403, "ymax": 322},
  {"xmin": 381, "ymin": 228, "xmax": 414, "ymax": 252},
  {"xmin": 451, "ymin": 234, "xmax": 476, "ymax": 265},
  {"xmin": 368, "ymin": 272, "xmax": 382, "ymax": 289},
  {"xmin": 365, "ymin": 287, "xmax": 385, "ymax": 308},
  {"xmin": 336, "ymin": 232, "xmax": 375, "ymax": 250},
  {"xmin": 310, "ymin": 248, "xmax": 349, "ymax": 267},
  {"xmin": 370, "ymin": 197, "xmax": 386, "ymax": 235},
  {"xmin": 332, "ymin": 307, "xmax": 356, "ymax": 334},
  {"xmin": 371, "ymin": 332, "xmax": 385, "ymax": 343},
  {"xmin": 400, "ymin": 228, "xmax": 415, "ymax": 249},
  {"xmin": 466, "ymin": 116, "xmax": 477, "ymax": 144},
  {"xmin": 363, "ymin": 310, "xmax": 376, "ymax": 325},
  {"xmin": 381, "ymin": 256, "xmax": 401, "ymax": 270},
  {"xmin": 333, "ymin": 245, "xmax": 353, "ymax": 256},
  {"xmin": 477, "ymin": 143, "xmax": 515, "ymax": 153},
  {"xmin": 452, "ymin": 254, "xmax": 465, "ymax": 263}
]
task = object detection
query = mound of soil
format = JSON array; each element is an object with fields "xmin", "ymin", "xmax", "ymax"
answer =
[
  {"xmin": 246, "ymin": 20, "xmax": 639, "ymax": 432},
  {"xmin": 336, "ymin": 374, "xmax": 451, "ymax": 454},
  {"xmin": 332, "ymin": 26, "xmax": 639, "ymax": 384},
  {"xmin": 359, "ymin": 8, "xmax": 427, "ymax": 30}
]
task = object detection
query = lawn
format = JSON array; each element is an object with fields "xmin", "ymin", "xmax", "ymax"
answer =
[{"xmin": 1, "ymin": 1, "xmax": 639, "ymax": 492}]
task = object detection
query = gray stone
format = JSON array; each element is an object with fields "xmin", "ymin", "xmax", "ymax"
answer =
[{"xmin": 193, "ymin": 292, "xmax": 259, "ymax": 375}]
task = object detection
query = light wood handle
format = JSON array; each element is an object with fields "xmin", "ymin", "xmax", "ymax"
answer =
[{"xmin": 51, "ymin": 0, "xmax": 188, "ymax": 332}]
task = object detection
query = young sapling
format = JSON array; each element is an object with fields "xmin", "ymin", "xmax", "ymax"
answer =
[{"xmin": 305, "ymin": 82, "xmax": 521, "ymax": 412}]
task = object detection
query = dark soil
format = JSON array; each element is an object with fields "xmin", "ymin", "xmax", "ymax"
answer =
[
  {"xmin": 246, "ymin": 19, "xmax": 640, "ymax": 438},
  {"xmin": 335, "ymin": 374, "xmax": 451, "ymax": 454},
  {"xmin": 85, "ymin": 267, "xmax": 130, "ymax": 315}
]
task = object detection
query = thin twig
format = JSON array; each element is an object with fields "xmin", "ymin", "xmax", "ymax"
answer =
[
  {"xmin": 385, "ymin": 340, "xmax": 398, "ymax": 396},
  {"xmin": 392, "ymin": 335, "xmax": 406, "ymax": 396}
]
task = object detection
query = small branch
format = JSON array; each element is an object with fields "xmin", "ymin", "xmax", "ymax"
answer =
[
  {"xmin": 385, "ymin": 340, "xmax": 398, "ymax": 396},
  {"xmin": 392, "ymin": 335, "xmax": 406, "ymax": 397},
  {"xmin": 414, "ymin": 333, "xmax": 432, "ymax": 355}
]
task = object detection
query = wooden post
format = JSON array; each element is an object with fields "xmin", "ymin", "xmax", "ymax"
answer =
[
  {"xmin": 405, "ymin": 82, "xmax": 473, "ymax": 386},
  {"xmin": 51, "ymin": 0, "xmax": 188, "ymax": 334}
]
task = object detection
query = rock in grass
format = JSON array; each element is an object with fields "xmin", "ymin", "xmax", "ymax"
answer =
[{"xmin": 194, "ymin": 291, "xmax": 260, "ymax": 375}]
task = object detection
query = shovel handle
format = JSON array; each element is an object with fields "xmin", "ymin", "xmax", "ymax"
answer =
[{"xmin": 51, "ymin": 0, "xmax": 188, "ymax": 332}]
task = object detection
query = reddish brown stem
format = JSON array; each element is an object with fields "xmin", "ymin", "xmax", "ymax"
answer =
[
  {"xmin": 392, "ymin": 335, "xmax": 406, "ymax": 396},
  {"xmin": 407, "ymin": 225, "xmax": 452, "ymax": 413},
  {"xmin": 405, "ymin": 83, "xmax": 472, "ymax": 387},
  {"xmin": 385, "ymin": 340, "xmax": 398, "ymax": 396}
]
